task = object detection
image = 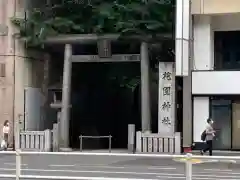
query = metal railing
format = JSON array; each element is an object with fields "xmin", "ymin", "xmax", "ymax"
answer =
[
  {"xmin": 79, "ymin": 135, "xmax": 112, "ymax": 152},
  {"xmin": 0, "ymin": 150, "xmax": 239, "ymax": 180}
]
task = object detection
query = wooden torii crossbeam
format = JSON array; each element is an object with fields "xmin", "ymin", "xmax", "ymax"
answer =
[{"xmin": 43, "ymin": 33, "xmax": 172, "ymax": 44}]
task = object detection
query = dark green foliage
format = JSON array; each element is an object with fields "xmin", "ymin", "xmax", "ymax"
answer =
[
  {"xmin": 11, "ymin": 0, "xmax": 174, "ymax": 47},
  {"xmin": 11, "ymin": 0, "xmax": 174, "ymax": 90}
]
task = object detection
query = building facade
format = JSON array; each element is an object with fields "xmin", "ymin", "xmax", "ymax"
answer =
[
  {"xmin": 0, "ymin": 0, "xmax": 47, "ymax": 146},
  {"xmin": 187, "ymin": 0, "xmax": 240, "ymax": 150}
]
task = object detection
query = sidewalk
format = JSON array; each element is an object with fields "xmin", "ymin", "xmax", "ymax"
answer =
[
  {"xmin": 191, "ymin": 150, "xmax": 240, "ymax": 156},
  {"xmin": 72, "ymin": 149, "xmax": 130, "ymax": 153}
]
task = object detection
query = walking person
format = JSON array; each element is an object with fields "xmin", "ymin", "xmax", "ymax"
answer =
[
  {"xmin": 201, "ymin": 118, "xmax": 215, "ymax": 156},
  {"xmin": 2, "ymin": 120, "xmax": 10, "ymax": 150}
]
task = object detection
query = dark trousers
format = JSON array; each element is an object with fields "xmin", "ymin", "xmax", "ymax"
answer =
[
  {"xmin": 3, "ymin": 133, "xmax": 8, "ymax": 148},
  {"xmin": 203, "ymin": 140, "xmax": 213, "ymax": 156}
]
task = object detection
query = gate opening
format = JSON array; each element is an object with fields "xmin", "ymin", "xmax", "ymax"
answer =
[{"xmin": 69, "ymin": 62, "xmax": 141, "ymax": 149}]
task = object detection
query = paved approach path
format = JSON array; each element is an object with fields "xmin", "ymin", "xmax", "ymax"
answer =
[{"xmin": 0, "ymin": 153, "xmax": 240, "ymax": 179}]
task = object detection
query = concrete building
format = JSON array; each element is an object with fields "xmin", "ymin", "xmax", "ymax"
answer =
[
  {"xmin": 0, "ymin": 0, "xmax": 48, "ymax": 146},
  {"xmin": 181, "ymin": 0, "xmax": 240, "ymax": 150}
]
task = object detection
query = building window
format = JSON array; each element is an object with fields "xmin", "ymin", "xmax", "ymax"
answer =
[
  {"xmin": 210, "ymin": 98, "xmax": 231, "ymax": 150},
  {"xmin": 0, "ymin": 63, "xmax": 6, "ymax": 77},
  {"xmin": 214, "ymin": 31, "xmax": 240, "ymax": 70}
]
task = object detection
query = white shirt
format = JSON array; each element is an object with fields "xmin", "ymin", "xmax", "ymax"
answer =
[
  {"xmin": 3, "ymin": 126, "xmax": 9, "ymax": 134},
  {"xmin": 205, "ymin": 124, "xmax": 214, "ymax": 141}
]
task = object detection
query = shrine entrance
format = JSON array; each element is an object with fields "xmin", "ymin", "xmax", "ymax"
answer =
[
  {"xmin": 70, "ymin": 61, "xmax": 141, "ymax": 149},
  {"xmin": 66, "ymin": 41, "xmax": 144, "ymax": 150},
  {"xmin": 46, "ymin": 34, "xmax": 164, "ymax": 151}
]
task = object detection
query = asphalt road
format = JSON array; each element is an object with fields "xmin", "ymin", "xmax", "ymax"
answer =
[{"xmin": 0, "ymin": 153, "xmax": 240, "ymax": 180}]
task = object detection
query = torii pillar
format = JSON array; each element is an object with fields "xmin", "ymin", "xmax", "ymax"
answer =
[
  {"xmin": 60, "ymin": 44, "xmax": 72, "ymax": 150},
  {"xmin": 140, "ymin": 42, "xmax": 151, "ymax": 132}
]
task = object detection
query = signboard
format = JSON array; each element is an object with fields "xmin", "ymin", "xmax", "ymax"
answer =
[{"xmin": 158, "ymin": 62, "xmax": 175, "ymax": 134}]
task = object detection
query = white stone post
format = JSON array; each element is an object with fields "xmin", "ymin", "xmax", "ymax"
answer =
[
  {"xmin": 60, "ymin": 44, "xmax": 72, "ymax": 150},
  {"xmin": 52, "ymin": 123, "xmax": 59, "ymax": 152},
  {"xmin": 14, "ymin": 118, "xmax": 20, "ymax": 150},
  {"xmin": 136, "ymin": 131, "xmax": 142, "ymax": 152},
  {"xmin": 44, "ymin": 129, "xmax": 51, "ymax": 151},
  {"xmin": 174, "ymin": 132, "xmax": 181, "ymax": 154},
  {"xmin": 140, "ymin": 42, "xmax": 151, "ymax": 132},
  {"xmin": 128, "ymin": 124, "xmax": 135, "ymax": 152}
]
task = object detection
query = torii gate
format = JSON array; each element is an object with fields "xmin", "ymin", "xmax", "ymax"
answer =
[{"xmin": 44, "ymin": 34, "xmax": 171, "ymax": 149}]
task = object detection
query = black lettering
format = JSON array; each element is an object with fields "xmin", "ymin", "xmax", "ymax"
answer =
[
  {"xmin": 161, "ymin": 117, "xmax": 171, "ymax": 125},
  {"xmin": 162, "ymin": 72, "xmax": 172, "ymax": 81},
  {"xmin": 162, "ymin": 102, "xmax": 171, "ymax": 111},
  {"xmin": 163, "ymin": 87, "xmax": 171, "ymax": 96}
]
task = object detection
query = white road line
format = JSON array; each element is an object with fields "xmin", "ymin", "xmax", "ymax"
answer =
[
  {"xmin": 75, "ymin": 165, "xmax": 176, "ymax": 170},
  {"xmin": 157, "ymin": 177, "xmax": 183, "ymax": 179},
  {"xmin": 192, "ymin": 171, "xmax": 236, "ymax": 174},
  {"xmin": 76, "ymin": 165, "xmax": 125, "ymax": 169},
  {"xmin": 21, "ymin": 175, "xmax": 159, "ymax": 180},
  {"xmin": 49, "ymin": 164, "xmax": 75, "ymax": 167},
  {"xmin": 4, "ymin": 163, "xmax": 27, "ymax": 166},
  {"xmin": 72, "ymin": 164, "xmax": 108, "ymax": 166},
  {"xmin": 147, "ymin": 167, "xmax": 176, "ymax": 170},
  {"xmin": 204, "ymin": 169, "xmax": 232, "ymax": 172},
  {"xmin": 0, "ymin": 168, "xmax": 185, "ymax": 176},
  {"xmin": 93, "ymin": 166, "xmax": 125, "ymax": 169},
  {"xmin": 0, "ymin": 167, "xmax": 240, "ymax": 178},
  {"xmin": 157, "ymin": 176, "xmax": 240, "ymax": 180}
]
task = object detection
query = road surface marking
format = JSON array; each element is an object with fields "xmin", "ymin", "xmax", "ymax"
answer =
[
  {"xmin": 4, "ymin": 163, "xmax": 27, "ymax": 166},
  {"xmin": 157, "ymin": 176, "xmax": 240, "ymax": 180},
  {"xmin": 75, "ymin": 165, "xmax": 176, "ymax": 170},
  {"xmin": 0, "ymin": 168, "xmax": 185, "ymax": 176},
  {"xmin": 204, "ymin": 168, "xmax": 232, "ymax": 172},
  {"xmin": 0, "ymin": 174, "xmax": 16, "ymax": 178},
  {"xmin": 156, "ymin": 177, "xmax": 182, "ymax": 179},
  {"xmin": 92, "ymin": 166, "xmax": 125, "ymax": 169},
  {"xmin": 147, "ymin": 167, "xmax": 176, "ymax": 170},
  {"xmin": 21, "ymin": 175, "xmax": 159, "ymax": 180},
  {"xmin": 1, "ymin": 167, "xmax": 240, "ymax": 178},
  {"xmin": 72, "ymin": 164, "xmax": 107, "ymax": 166},
  {"xmin": 76, "ymin": 165, "xmax": 125, "ymax": 169},
  {"xmin": 49, "ymin": 164, "xmax": 75, "ymax": 167},
  {"xmin": 19, "ymin": 169, "xmax": 240, "ymax": 178}
]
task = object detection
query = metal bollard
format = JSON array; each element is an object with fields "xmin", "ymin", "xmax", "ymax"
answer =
[
  {"xmin": 109, "ymin": 135, "xmax": 112, "ymax": 153},
  {"xmin": 80, "ymin": 135, "xmax": 83, "ymax": 152},
  {"xmin": 16, "ymin": 149, "xmax": 21, "ymax": 180},
  {"xmin": 185, "ymin": 153, "xmax": 192, "ymax": 180}
]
